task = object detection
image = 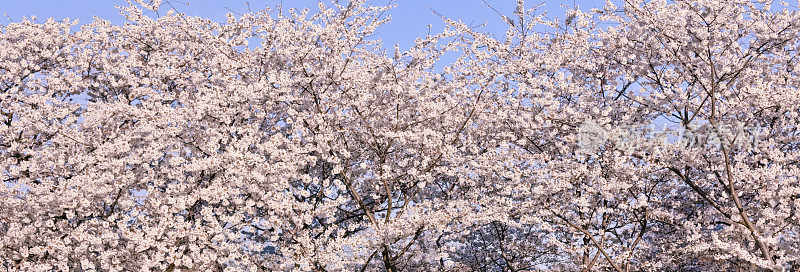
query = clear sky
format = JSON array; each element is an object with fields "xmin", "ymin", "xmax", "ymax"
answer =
[{"xmin": 0, "ymin": 0, "xmax": 605, "ymax": 50}]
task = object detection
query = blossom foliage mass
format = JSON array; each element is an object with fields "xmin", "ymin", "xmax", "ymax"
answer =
[{"xmin": 2, "ymin": 0, "xmax": 800, "ymax": 271}]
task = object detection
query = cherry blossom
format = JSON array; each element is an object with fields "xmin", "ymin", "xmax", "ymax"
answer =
[{"xmin": 2, "ymin": 0, "xmax": 799, "ymax": 271}]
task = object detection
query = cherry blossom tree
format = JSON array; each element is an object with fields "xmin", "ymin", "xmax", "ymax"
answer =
[
  {"xmin": 440, "ymin": 0, "xmax": 800, "ymax": 271},
  {"xmin": 1, "ymin": 0, "xmax": 799, "ymax": 271}
]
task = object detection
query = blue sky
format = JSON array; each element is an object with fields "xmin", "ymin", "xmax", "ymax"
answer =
[{"xmin": 0, "ymin": 0, "xmax": 605, "ymax": 50}]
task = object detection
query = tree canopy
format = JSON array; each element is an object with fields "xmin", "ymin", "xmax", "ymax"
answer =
[{"xmin": 2, "ymin": 0, "xmax": 800, "ymax": 271}]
